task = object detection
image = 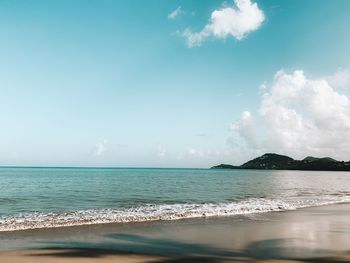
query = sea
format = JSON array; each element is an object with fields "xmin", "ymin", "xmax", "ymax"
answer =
[{"xmin": 0, "ymin": 167, "xmax": 350, "ymax": 232}]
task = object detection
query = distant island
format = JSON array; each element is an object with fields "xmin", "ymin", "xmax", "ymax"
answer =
[{"xmin": 211, "ymin": 153, "xmax": 350, "ymax": 171}]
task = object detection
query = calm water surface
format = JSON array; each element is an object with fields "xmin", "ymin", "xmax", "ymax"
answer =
[{"xmin": 0, "ymin": 168, "xmax": 349, "ymax": 231}]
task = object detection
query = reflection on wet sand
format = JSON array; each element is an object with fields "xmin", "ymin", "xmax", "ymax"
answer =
[{"xmin": 0, "ymin": 204, "xmax": 350, "ymax": 262}]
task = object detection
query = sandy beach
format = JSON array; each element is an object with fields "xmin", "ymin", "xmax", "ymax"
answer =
[
  {"xmin": 1, "ymin": 249, "xmax": 349, "ymax": 263},
  {"xmin": 1, "ymin": 203, "xmax": 350, "ymax": 262},
  {"xmin": 1, "ymin": 0, "xmax": 349, "ymax": 261}
]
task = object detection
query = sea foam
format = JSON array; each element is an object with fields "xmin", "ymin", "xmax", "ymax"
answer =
[{"xmin": 1, "ymin": 196, "xmax": 349, "ymax": 232}]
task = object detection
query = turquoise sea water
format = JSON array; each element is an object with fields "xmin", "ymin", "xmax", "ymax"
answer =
[{"xmin": 0, "ymin": 167, "xmax": 350, "ymax": 231}]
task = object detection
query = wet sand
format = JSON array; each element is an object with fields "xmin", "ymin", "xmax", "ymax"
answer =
[
  {"xmin": 1, "ymin": 249, "xmax": 349, "ymax": 263},
  {"xmin": 1, "ymin": 203, "xmax": 350, "ymax": 262}
]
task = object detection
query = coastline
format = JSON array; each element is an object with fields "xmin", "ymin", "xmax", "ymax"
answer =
[
  {"xmin": 1, "ymin": 197, "xmax": 350, "ymax": 233},
  {"xmin": 1, "ymin": 203, "xmax": 350, "ymax": 262}
]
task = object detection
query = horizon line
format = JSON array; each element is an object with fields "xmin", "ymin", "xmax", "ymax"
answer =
[{"xmin": 0, "ymin": 165, "xmax": 210, "ymax": 170}]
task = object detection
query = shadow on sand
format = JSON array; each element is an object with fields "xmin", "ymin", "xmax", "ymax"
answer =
[{"xmin": 25, "ymin": 233, "xmax": 350, "ymax": 262}]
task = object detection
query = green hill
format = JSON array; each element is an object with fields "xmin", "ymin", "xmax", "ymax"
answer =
[{"xmin": 211, "ymin": 153, "xmax": 350, "ymax": 171}]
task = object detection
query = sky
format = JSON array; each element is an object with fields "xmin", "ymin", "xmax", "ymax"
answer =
[{"xmin": 0, "ymin": 0, "xmax": 349, "ymax": 168}]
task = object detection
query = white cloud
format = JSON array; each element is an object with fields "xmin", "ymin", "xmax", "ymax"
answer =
[
  {"xmin": 168, "ymin": 6, "xmax": 183, "ymax": 20},
  {"xmin": 326, "ymin": 68, "xmax": 350, "ymax": 89},
  {"xmin": 186, "ymin": 148, "xmax": 224, "ymax": 159},
  {"xmin": 188, "ymin": 147, "xmax": 204, "ymax": 157},
  {"xmin": 232, "ymin": 70, "xmax": 350, "ymax": 161},
  {"xmin": 157, "ymin": 145, "xmax": 167, "ymax": 157},
  {"xmin": 95, "ymin": 140, "xmax": 107, "ymax": 156},
  {"xmin": 231, "ymin": 111, "xmax": 258, "ymax": 148},
  {"xmin": 183, "ymin": 0, "xmax": 265, "ymax": 47}
]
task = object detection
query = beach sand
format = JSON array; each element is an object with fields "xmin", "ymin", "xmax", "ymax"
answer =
[
  {"xmin": 0, "ymin": 203, "xmax": 350, "ymax": 262},
  {"xmin": 1, "ymin": 249, "xmax": 349, "ymax": 263}
]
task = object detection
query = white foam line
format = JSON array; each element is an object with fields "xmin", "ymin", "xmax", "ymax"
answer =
[{"xmin": 1, "ymin": 197, "xmax": 350, "ymax": 232}]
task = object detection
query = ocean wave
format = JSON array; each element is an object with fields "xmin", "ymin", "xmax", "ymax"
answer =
[{"xmin": 1, "ymin": 197, "xmax": 349, "ymax": 232}]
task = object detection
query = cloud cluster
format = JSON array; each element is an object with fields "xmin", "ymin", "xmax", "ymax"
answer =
[
  {"xmin": 185, "ymin": 148, "xmax": 225, "ymax": 159},
  {"xmin": 326, "ymin": 68, "xmax": 350, "ymax": 89},
  {"xmin": 231, "ymin": 111, "xmax": 257, "ymax": 148},
  {"xmin": 95, "ymin": 141, "xmax": 107, "ymax": 156},
  {"xmin": 157, "ymin": 145, "xmax": 167, "ymax": 157},
  {"xmin": 183, "ymin": 0, "xmax": 265, "ymax": 47},
  {"xmin": 232, "ymin": 70, "xmax": 350, "ymax": 161},
  {"xmin": 168, "ymin": 6, "xmax": 183, "ymax": 20}
]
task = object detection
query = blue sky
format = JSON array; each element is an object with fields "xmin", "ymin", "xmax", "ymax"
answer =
[{"xmin": 0, "ymin": 0, "xmax": 349, "ymax": 167}]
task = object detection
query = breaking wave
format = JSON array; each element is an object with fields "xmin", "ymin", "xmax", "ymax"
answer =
[{"xmin": 1, "ymin": 196, "xmax": 350, "ymax": 232}]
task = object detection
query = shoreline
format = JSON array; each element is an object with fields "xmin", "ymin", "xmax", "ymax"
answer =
[
  {"xmin": 1, "ymin": 200, "xmax": 350, "ymax": 233},
  {"xmin": 1, "ymin": 203, "xmax": 350, "ymax": 262}
]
